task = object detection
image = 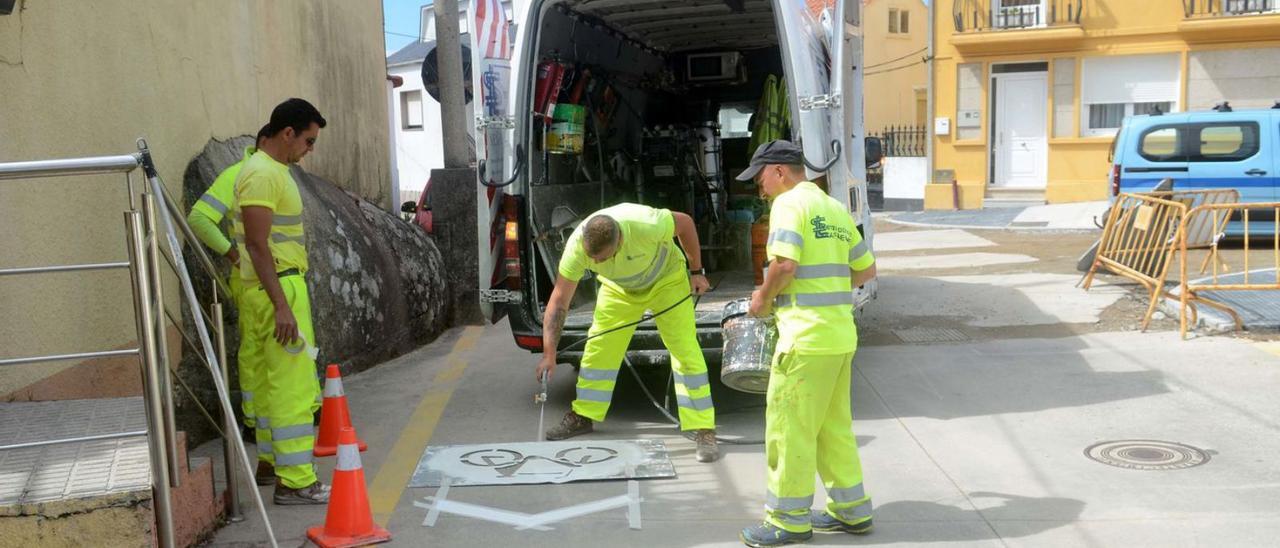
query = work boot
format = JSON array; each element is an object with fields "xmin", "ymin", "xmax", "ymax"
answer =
[
  {"xmin": 254, "ymin": 461, "xmax": 276, "ymax": 487},
  {"xmin": 545, "ymin": 410, "xmax": 593, "ymax": 441},
  {"xmin": 694, "ymin": 429, "xmax": 720, "ymax": 463},
  {"xmin": 273, "ymin": 480, "xmax": 331, "ymax": 505},
  {"xmin": 811, "ymin": 511, "xmax": 873, "ymax": 534},
  {"xmin": 740, "ymin": 522, "xmax": 813, "ymax": 547}
]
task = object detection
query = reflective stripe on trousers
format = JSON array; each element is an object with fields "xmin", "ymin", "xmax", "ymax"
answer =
[
  {"xmin": 764, "ymin": 351, "xmax": 871, "ymax": 533},
  {"xmin": 572, "ymin": 272, "xmax": 715, "ymax": 431},
  {"xmin": 241, "ymin": 275, "xmax": 319, "ymax": 488}
]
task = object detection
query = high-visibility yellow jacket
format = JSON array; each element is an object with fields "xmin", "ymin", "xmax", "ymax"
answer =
[{"xmin": 766, "ymin": 181, "xmax": 874, "ymax": 354}]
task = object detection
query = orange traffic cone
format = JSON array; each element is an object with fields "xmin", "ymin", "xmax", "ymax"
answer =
[
  {"xmin": 314, "ymin": 364, "xmax": 368, "ymax": 457},
  {"xmin": 306, "ymin": 427, "xmax": 391, "ymax": 548}
]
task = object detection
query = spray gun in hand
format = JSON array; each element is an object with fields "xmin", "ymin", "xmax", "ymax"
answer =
[{"xmin": 535, "ymin": 372, "xmax": 548, "ymax": 441}]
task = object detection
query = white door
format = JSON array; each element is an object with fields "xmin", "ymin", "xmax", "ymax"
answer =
[{"xmin": 994, "ymin": 72, "xmax": 1048, "ymax": 188}]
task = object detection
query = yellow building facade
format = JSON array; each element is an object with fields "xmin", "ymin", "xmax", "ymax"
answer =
[
  {"xmin": 864, "ymin": 0, "xmax": 930, "ymax": 131},
  {"xmin": 928, "ymin": 0, "xmax": 1280, "ymax": 209}
]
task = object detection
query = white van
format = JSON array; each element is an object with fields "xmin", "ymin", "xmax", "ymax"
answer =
[{"xmin": 471, "ymin": 0, "xmax": 877, "ymax": 366}]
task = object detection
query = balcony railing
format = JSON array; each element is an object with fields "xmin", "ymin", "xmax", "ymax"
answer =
[
  {"xmin": 1185, "ymin": 0, "xmax": 1279, "ymax": 17},
  {"xmin": 953, "ymin": 0, "xmax": 1084, "ymax": 32}
]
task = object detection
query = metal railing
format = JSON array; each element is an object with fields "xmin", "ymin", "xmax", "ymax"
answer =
[
  {"xmin": 953, "ymin": 0, "xmax": 1084, "ymax": 32},
  {"xmin": 1178, "ymin": 202, "xmax": 1280, "ymax": 338},
  {"xmin": 870, "ymin": 125, "xmax": 927, "ymax": 157},
  {"xmin": 1185, "ymin": 0, "xmax": 1280, "ymax": 17},
  {"xmin": 0, "ymin": 142, "xmax": 277, "ymax": 547}
]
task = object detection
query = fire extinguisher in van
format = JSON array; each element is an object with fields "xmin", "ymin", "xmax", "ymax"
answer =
[{"xmin": 533, "ymin": 60, "xmax": 567, "ymax": 119}]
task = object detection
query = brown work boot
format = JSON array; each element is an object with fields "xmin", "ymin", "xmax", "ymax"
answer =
[
  {"xmin": 273, "ymin": 480, "xmax": 331, "ymax": 505},
  {"xmin": 254, "ymin": 461, "xmax": 275, "ymax": 486},
  {"xmin": 545, "ymin": 410, "xmax": 593, "ymax": 441},
  {"xmin": 695, "ymin": 429, "xmax": 720, "ymax": 463}
]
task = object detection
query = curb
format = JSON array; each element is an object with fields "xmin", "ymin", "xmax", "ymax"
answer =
[{"xmin": 883, "ymin": 215, "xmax": 1101, "ymax": 233}]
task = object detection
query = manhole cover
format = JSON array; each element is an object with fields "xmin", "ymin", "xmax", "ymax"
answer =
[
  {"xmin": 1085, "ymin": 440, "xmax": 1209, "ymax": 471},
  {"xmin": 892, "ymin": 327, "xmax": 969, "ymax": 344}
]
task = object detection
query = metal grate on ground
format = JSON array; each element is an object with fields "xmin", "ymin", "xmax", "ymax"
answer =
[
  {"xmin": 892, "ymin": 327, "xmax": 971, "ymax": 344},
  {"xmin": 1177, "ymin": 270, "xmax": 1280, "ymax": 329},
  {"xmin": 0, "ymin": 397, "xmax": 151, "ymax": 505}
]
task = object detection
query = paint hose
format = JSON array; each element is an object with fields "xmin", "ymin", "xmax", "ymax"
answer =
[{"xmin": 554, "ymin": 275, "xmax": 765, "ymax": 445}]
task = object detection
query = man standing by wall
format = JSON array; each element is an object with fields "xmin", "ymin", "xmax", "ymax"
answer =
[
  {"xmin": 232, "ymin": 98, "xmax": 329, "ymax": 505},
  {"xmin": 187, "ymin": 126, "xmax": 284, "ymax": 486},
  {"xmin": 535, "ymin": 203, "xmax": 721, "ymax": 463},
  {"xmin": 737, "ymin": 141, "xmax": 877, "ymax": 546}
]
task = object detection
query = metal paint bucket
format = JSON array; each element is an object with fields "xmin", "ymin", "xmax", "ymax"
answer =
[{"xmin": 719, "ymin": 298, "xmax": 777, "ymax": 394}]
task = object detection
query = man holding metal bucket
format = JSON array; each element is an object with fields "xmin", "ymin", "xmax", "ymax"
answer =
[{"xmin": 736, "ymin": 140, "xmax": 877, "ymax": 547}]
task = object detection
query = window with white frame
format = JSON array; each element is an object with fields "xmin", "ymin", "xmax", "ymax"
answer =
[
  {"xmin": 1081, "ymin": 54, "xmax": 1180, "ymax": 137},
  {"xmin": 888, "ymin": 8, "xmax": 909, "ymax": 34},
  {"xmin": 401, "ymin": 90, "xmax": 424, "ymax": 130}
]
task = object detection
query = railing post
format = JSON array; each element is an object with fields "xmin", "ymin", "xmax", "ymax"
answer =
[
  {"xmin": 126, "ymin": 210, "xmax": 175, "ymax": 548},
  {"xmin": 211, "ymin": 301, "xmax": 244, "ymax": 522},
  {"xmin": 143, "ymin": 194, "xmax": 181, "ymax": 489}
]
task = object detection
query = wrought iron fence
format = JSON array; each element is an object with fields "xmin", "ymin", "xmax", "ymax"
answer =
[
  {"xmin": 953, "ymin": 0, "xmax": 1085, "ymax": 32},
  {"xmin": 1184, "ymin": 0, "xmax": 1279, "ymax": 17},
  {"xmin": 870, "ymin": 125, "xmax": 927, "ymax": 157}
]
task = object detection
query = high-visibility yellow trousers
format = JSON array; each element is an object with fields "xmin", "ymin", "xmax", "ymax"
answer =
[
  {"xmin": 764, "ymin": 351, "xmax": 872, "ymax": 533},
  {"xmin": 241, "ymin": 274, "xmax": 320, "ymax": 488},
  {"xmin": 572, "ymin": 272, "xmax": 715, "ymax": 431},
  {"xmin": 229, "ymin": 268, "xmax": 262, "ymax": 432}
]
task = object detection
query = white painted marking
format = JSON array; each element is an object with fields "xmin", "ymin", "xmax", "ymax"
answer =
[
  {"xmin": 878, "ymin": 252, "xmax": 1038, "ymax": 271},
  {"xmin": 873, "ymin": 229, "xmax": 996, "ymax": 252}
]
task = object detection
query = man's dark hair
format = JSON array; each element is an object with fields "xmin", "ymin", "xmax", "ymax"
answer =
[
  {"xmin": 583, "ymin": 215, "xmax": 620, "ymax": 257},
  {"xmin": 266, "ymin": 98, "xmax": 327, "ymax": 137},
  {"xmin": 255, "ymin": 124, "xmax": 272, "ymax": 145}
]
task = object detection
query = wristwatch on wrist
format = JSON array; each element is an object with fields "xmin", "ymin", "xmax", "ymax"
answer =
[{"xmin": 689, "ymin": 268, "xmax": 706, "ymax": 276}]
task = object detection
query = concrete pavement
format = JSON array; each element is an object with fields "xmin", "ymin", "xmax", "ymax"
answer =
[
  {"xmin": 202, "ymin": 224, "xmax": 1280, "ymax": 547},
  {"xmin": 203, "ymin": 326, "xmax": 1280, "ymax": 547}
]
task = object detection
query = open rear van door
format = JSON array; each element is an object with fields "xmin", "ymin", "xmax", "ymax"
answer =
[
  {"xmin": 829, "ymin": 0, "xmax": 876, "ymax": 306},
  {"xmin": 471, "ymin": 0, "xmax": 528, "ymax": 322}
]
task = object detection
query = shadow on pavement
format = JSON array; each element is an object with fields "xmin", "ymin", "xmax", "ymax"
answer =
[
  {"xmin": 861, "ymin": 492, "xmax": 1086, "ymax": 544},
  {"xmin": 854, "ymin": 277, "xmax": 1169, "ymax": 421}
]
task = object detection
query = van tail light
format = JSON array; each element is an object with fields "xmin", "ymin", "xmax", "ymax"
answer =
[
  {"xmin": 1110, "ymin": 165, "xmax": 1122, "ymax": 196},
  {"xmin": 502, "ymin": 197, "xmax": 522, "ymax": 289},
  {"xmin": 514, "ymin": 335, "xmax": 543, "ymax": 351}
]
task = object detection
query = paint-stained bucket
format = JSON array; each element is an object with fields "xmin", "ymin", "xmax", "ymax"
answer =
[
  {"xmin": 547, "ymin": 104, "xmax": 586, "ymax": 153},
  {"xmin": 720, "ymin": 298, "xmax": 777, "ymax": 394}
]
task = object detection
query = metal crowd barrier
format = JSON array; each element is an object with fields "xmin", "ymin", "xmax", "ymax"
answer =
[
  {"xmin": 1178, "ymin": 201, "xmax": 1280, "ymax": 339},
  {"xmin": 0, "ymin": 141, "xmax": 277, "ymax": 547},
  {"xmin": 1083, "ymin": 192, "xmax": 1189, "ymax": 331}
]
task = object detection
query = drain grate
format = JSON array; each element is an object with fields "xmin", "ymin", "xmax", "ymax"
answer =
[
  {"xmin": 892, "ymin": 327, "xmax": 970, "ymax": 344},
  {"xmin": 1085, "ymin": 440, "xmax": 1210, "ymax": 471}
]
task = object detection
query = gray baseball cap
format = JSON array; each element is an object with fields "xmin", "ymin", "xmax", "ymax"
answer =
[{"xmin": 735, "ymin": 140, "xmax": 804, "ymax": 181}]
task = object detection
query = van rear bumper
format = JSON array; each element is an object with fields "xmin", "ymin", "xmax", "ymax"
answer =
[{"xmin": 505, "ymin": 303, "xmax": 725, "ymax": 366}]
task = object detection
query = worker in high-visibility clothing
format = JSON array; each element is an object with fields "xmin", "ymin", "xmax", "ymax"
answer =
[
  {"xmin": 187, "ymin": 125, "xmax": 285, "ymax": 486},
  {"xmin": 232, "ymin": 98, "xmax": 329, "ymax": 505},
  {"xmin": 535, "ymin": 203, "xmax": 720, "ymax": 463},
  {"xmin": 737, "ymin": 140, "xmax": 877, "ymax": 546}
]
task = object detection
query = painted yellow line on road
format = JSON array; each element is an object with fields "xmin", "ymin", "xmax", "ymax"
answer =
[
  {"xmin": 1255, "ymin": 341, "xmax": 1280, "ymax": 357},
  {"xmin": 368, "ymin": 325, "xmax": 484, "ymax": 526}
]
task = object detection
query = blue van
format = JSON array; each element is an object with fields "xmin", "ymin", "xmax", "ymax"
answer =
[{"xmin": 1110, "ymin": 107, "xmax": 1280, "ymax": 206}]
